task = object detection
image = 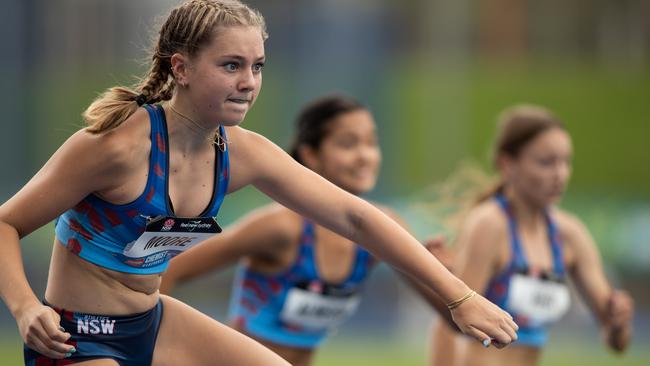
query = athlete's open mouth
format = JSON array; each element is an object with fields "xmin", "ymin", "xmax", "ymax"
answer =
[{"xmin": 227, "ymin": 98, "xmax": 250, "ymax": 104}]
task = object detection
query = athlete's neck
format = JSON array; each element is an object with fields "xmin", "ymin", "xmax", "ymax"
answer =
[
  {"xmin": 502, "ymin": 186, "xmax": 547, "ymax": 231},
  {"xmin": 164, "ymin": 96, "xmax": 219, "ymax": 153}
]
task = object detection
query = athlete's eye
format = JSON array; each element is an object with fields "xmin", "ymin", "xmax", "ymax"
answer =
[
  {"xmin": 537, "ymin": 157, "xmax": 555, "ymax": 167},
  {"xmin": 335, "ymin": 137, "xmax": 358, "ymax": 149},
  {"xmin": 252, "ymin": 63, "xmax": 265, "ymax": 73},
  {"xmin": 223, "ymin": 63, "xmax": 238, "ymax": 72}
]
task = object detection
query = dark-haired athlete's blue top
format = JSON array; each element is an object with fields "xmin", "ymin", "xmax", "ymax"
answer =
[
  {"xmin": 484, "ymin": 194, "xmax": 570, "ymax": 347},
  {"xmin": 229, "ymin": 220, "xmax": 375, "ymax": 349}
]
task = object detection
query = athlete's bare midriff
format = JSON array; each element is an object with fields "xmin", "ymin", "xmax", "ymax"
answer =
[{"xmin": 44, "ymin": 238, "xmax": 161, "ymax": 315}]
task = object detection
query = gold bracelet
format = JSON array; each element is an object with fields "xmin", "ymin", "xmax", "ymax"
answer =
[{"xmin": 447, "ymin": 290, "xmax": 477, "ymax": 310}]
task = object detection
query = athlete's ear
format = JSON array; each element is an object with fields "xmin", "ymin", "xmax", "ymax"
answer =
[
  {"xmin": 496, "ymin": 153, "xmax": 514, "ymax": 180},
  {"xmin": 170, "ymin": 52, "xmax": 191, "ymax": 87},
  {"xmin": 298, "ymin": 145, "xmax": 321, "ymax": 171}
]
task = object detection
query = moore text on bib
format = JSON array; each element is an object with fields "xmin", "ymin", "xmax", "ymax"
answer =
[{"xmin": 116, "ymin": 216, "xmax": 222, "ymax": 268}]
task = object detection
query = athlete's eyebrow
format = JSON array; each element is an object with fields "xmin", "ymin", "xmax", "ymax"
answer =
[{"xmin": 220, "ymin": 55, "xmax": 266, "ymax": 62}]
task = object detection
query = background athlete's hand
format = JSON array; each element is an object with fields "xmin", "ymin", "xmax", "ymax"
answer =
[
  {"xmin": 450, "ymin": 293, "xmax": 519, "ymax": 349},
  {"xmin": 17, "ymin": 301, "xmax": 76, "ymax": 359},
  {"xmin": 423, "ymin": 236, "xmax": 455, "ymax": 271},
  {"xmin": 602, "ymin": 289, "xmax": 634, "ymax": 353}
]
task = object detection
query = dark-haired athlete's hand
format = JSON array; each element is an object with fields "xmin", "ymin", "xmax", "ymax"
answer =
[
  {"xmin": 603, "ymin": 290, "xmax": 634, "ymax": 353},
  {"xmin": 16, "ymin": 301, "xmax": 76, "ymax": 359},
  {"xmin": 450, "ymin": 293, "xmax": 519, "ymax": 349}
]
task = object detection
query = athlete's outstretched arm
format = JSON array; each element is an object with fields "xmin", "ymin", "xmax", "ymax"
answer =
[
  {"xmin": 376, "ymin": 207, "xmax": 459, "ymax": 330},
  {"xmin": 560, "ymin": 211, "xmax": 634, "ymax": 352},
  {"xmin": 161, "ymin": 204, "xmax": 295, "ymax": 294},
  {"xmin": 226, "ymin": 126, "xmax": 518, "ymax": 347},
  {"xmin": 0, "ymin": 127, "xmax": 137, "ymax": 359}
]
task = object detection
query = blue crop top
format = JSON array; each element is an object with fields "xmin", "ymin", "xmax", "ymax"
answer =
[
  {"xmin": 228, "ymin": 220, "xmax": 375, "ymax": 349},
  {"xmin": 485, "ymin": 193, "xmax": 569, "ymax": 347},
  {"xmin": 55, "ymin": 104, "xmax": 229, "ymax": 274}
]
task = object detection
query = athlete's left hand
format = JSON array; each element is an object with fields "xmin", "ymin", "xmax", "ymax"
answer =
[
  {"xmin": 603, "ymin": 290, "xmax": 634, "ymax": 353},
  {"xmin": 450, "ymin": 292, "xmax": 519, "ymax": 349}
]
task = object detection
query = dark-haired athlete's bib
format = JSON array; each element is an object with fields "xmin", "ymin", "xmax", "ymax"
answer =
[
  {"xmin": 228, "ymin": 221, "xmax": 375, "ymax": 348},
  {"xmin": 280, "ymin": 281, "xmax": 361, "ymax": 330}
]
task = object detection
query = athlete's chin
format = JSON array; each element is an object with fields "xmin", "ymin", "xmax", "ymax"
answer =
[
  {"xmin": 546, "ymin": 196, "xmax": 563, "ymax": 206},
  {"xmin": 538, "ymin": 193, "xmax": 562, "ymax": 207},
  {"xmin": 219, "ymin": 112, "xmax": 248, "ymax": 126}
]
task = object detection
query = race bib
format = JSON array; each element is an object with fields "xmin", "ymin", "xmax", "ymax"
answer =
[
  {"xmin": 280, "ymin": 281, "xmax": 361, "ymax": 330},
  {"xmin": 116, "ymin": 216, "xmax": 221, "ymax": 268},
  {"xmin": 507, "ymin": 273, "xmax": 570, "ymax": 325}
]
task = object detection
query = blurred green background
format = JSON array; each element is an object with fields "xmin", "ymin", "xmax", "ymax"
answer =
[{"xmin": 1, "ymin": 0, "xmax": 648, "ymax": 364}]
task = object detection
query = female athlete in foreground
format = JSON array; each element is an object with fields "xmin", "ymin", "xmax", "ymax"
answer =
[{"xmin": 0, "ymin": 1, "xmax": 517, "ymax": 365}]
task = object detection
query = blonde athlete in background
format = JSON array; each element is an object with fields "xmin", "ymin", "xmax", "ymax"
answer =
[
  {"xmin": 0, "ymin": 1, "xmax": 518, "ymax": 365},
  {"xmin": 162, "ymin": 95, "xmax": 455, "ymax": 366},
  {"xmin": 430, "ymin": 105, "xmax": 634, "ymax": 366}
]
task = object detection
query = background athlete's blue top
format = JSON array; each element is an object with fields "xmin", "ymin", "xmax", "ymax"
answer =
[
  {"xmin": 228, "ymin": 220, "xmax": 375, "ymax": 348},
  {"xmin": 485, "ymin": 193, "xmax": 566, "ymax": 347},
  {"xmin": 55, "ymin": 104, "xmax": 229, "ymax": 274}
]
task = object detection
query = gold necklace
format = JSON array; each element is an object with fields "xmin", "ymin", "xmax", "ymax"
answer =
[{"xmin": 168, "ymin": 103, "xmax": 228, "ymax": 152}]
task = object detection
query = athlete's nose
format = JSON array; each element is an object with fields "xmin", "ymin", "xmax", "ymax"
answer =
[
  {"xmin": 357, "ymin": 144, "xmax": 380, "ymax": 167},
  {"xmin": 237, "ymin": 69, "xmax": 256, "ymax": 92}
]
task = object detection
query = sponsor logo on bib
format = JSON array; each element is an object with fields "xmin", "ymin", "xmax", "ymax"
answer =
[{"xmin": 161, "ymin": 219, "xmax": 175, "ymax": 232}]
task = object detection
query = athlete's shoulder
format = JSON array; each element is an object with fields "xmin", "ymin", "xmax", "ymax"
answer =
[
  {"xmin": 223, "ymin": 126, "xmax": 270, "ymax": 161},
  {"xmin": 464, "ymin": 199, "xmax": 508, "ymax": 235},
  {"xmin": 241, "ymin": 203, "xmax": 304, "ymax": 241},
  {"xmin": 455, "ymin": 199, "xmax": 509, "ymax": 264},
  {"xmin": 223, "ymin": 125, "xmax": 261, "ymax": 145},
  {"xmin": 552, "ymin": 207, "xmax": 590, "ymax": 246},
  {"xmin": 224, "ymin": 125, "xmax": 274, "ymax": 156},
  {"xmin": 72, "ymin": 107, "xmax": 151, "ymax": 174}
]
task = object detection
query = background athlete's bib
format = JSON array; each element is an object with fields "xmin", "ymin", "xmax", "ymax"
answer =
[
  {"xmin": 507, "ymin": 273, "xmax": 570, "ymax": 325},
  {"xmin": 280, "ymin": 282, "xmax": 360, "ymax": 330}
]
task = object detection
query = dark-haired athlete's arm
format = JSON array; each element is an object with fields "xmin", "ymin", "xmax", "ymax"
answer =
[{"xmin": 161, "ymin": 204, "xmax": 297, "ymax": 294}]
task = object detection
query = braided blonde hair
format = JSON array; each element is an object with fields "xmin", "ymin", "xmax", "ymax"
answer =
[{"xmin": 83, "ymin": 0, "xmax": 267, "ymax": 133}]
